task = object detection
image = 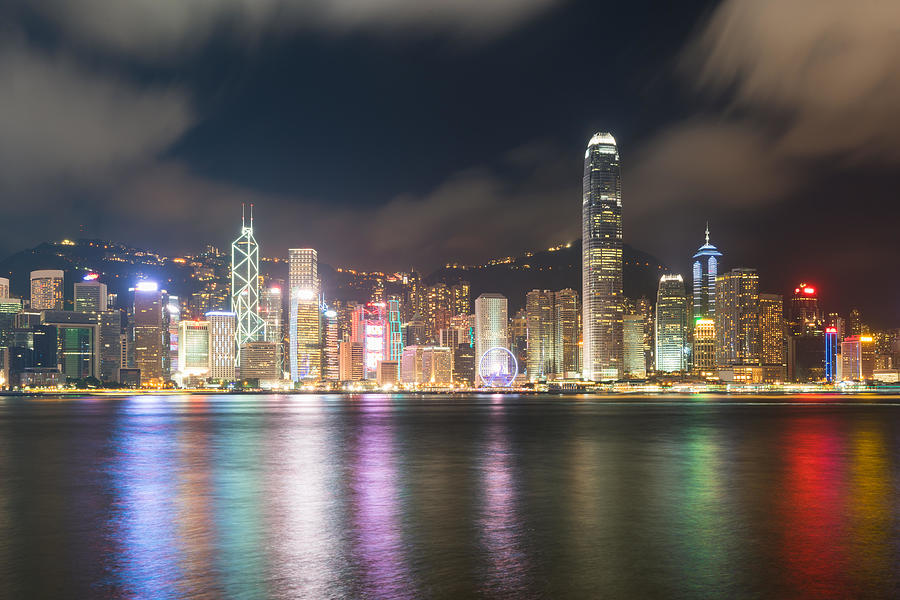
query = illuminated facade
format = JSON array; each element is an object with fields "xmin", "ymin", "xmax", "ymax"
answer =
[
  {"xmin": 691, "ymin": 225, "xmax": 722, "ymax": 321},
  {"xmin": 239, "ymin": 341, "xmax": 279, "ymax": 383},
  {"xmin": 841, "ymin": 335, "xmax": 875, "ymax": 381},
  {"xmin": 692, "ymin": 318, "xmax": 716, "ymax": 375},
  {"xmin": 789, "ymin": 283, "xmax": 822, "ymax": 335},
  {"xmin": 351, "ymin": 302, "xmax": 388, "ymax": 380},
  {"xmin": 582, "ymin": 132, "xmax": 623, "ymax": 381},
  {"xmin": 166, "ymin": 295, "xmax": 180, "ymax": 374},
  {"xmin": 323, "ymin": 308, "xmax": 340, "ymax": 381},
  {"xmin": 759, "ymin": 293, "xmax": 786, "ymax": 382},
  {"xmin": 526, "ymin": 290, "xmax": 554, "ymax": 380},
  {"xmin": 74, "ymin": 278, "xmax": 107, "ymax": 313},
  {"xmin": 178, "ymin": 320, "xmax": 210, "ymax": 377},
  {"xmin": 655, "ymin": 274, "xmax": 687, "ymax": 373},
  {"xmin": 554, "ymin": 288, "xmax": 580, "ymax": 378},
  {"xmin": 0, "ymin": 277, "xmax": 8, "ymax": 299},
  {"xmin": 207, "ymin": 311, "xmax": 236, "ymax": 380},
  {"xmin": 230, "ymin": 208, "xmax": 265, "ymax": 364},
  {"xmin": 715, "ymin": 268, "xmax": 760, "ymax": 368},
  {"xmin": 474, "ymin": 293, "xmax": 508, "ymax": 385},
  {"xmin": 260, "ymin": 285, "xmax": 283, "ymax": 374},
  {"xmin": 289, "ymin": 248, "xmax": 321, "ymax": 381},
  {"xmin": 825, "ymin": 327, "xmax": 838, "ymax": 383},
  {"xmin": 30, "ymin": 270, "xmax": 64, "ymax": 311},
  {"xmin": 623, "ymin": 314, "xmax": 647, "ymax": 378},
  {"xmin": 400, "ymin": 345, "xmax": 453, "ymax": 386},
  {"xmin": 132, "ymin": 281, "xmax": 165, "ymax": 385}
]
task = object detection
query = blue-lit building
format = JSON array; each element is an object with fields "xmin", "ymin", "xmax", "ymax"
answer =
[
  {"xmin": 825, "ymin": 326, "xmax": 838, "ymax": 383},
  {"xmin": 692, "ymin": 224, "xmax": 723, "ymax": 321}
]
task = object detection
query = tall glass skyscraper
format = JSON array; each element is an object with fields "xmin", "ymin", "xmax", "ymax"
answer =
[
  {"xmin": 289, "ymin": 248, "xmax": 321, "ymax": 382},
  {"xmin": 655, "ymin": 275, "xmax": 688, "ymax": 373},
  {"xmin": 582, "ymin": 132, "xmax": 623, "ymax": 381},
  {"xmin": 231, "ymin": 206, "xmax": 265, "ymax": 364},
  {"xmin": 691, "ymin": 224, "xmax": 722, "ymax": 320}
]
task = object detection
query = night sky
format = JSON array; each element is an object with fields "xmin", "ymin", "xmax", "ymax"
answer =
[{"xmin": 1, "ymin": 0, "xmax": 898, "ymax": 325}]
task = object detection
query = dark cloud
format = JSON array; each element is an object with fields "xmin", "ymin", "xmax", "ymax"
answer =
[
  {"xmin": 0, "ymin": 43, "xmax": 192, "ymax": 187},
  {"xmin": 26, "ymin": 0, "xmax": 565, "ymax": 59},
  {"xmin": 631, "ymin": 0, "xmax": 900, "ymax": 214}
]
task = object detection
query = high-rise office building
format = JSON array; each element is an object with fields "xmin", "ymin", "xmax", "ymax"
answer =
[
  {"xmin": 655, "ymin": 275, "xmax": 688, "ymax": 373},
  {"xmin": 178, "ymin": 320, "xmax": 210, "ymax": 378},
  {"xmin": 0, "ymin": 277, "xmax": 8, "ymax": 299},
  {"xmin": 450, "ymin": 281, "xmax": 471, "ymax": 317},
  {"xmin": 31, "ymin": 270, "xmax": 64, "ymax": 311},
  {"xmin": 841, "ymin": 335, "xmax": 875, "ymax": 381},
  {"xmin": 848, "ymin": 308, "xmax": 863, "ymax": 337},
  {"xmin": 582, "ymin": 132, "xmax": 623, "ymax": 381},
  {"xmin": 526, "ymin": 290, "xmax": 555, "ymax": 381},
  {"xmin": 524, "ymin": 288, "xmax": 580, "ymax": 381},
  {"xmin": 759, "ymin": 293, "xmax": 786, "ymax": 382},
  {"xmin": 0, "ymin": 298, "xmax": 23, "ymax": 347},
  {"xmin": 289, "ymin": 248, "xmax": 321, "ymax": 382},
  {"xmin": 166, "ymin": 295, "xmax": 181, "ymax": 374},
  {"xmin": 132, "ymin": 281, "xmax": 165, "ymax": 386},
  {"xmin": 387, "ymin": 298, "xmax": 403, "ymax": 362},
  {"xmin": 424, "ymin": 283, "xmax": 452, "ymax": 342},
  {"xmin": 453, "ymin": 342, "xmax": 476, "ymax": 386},
  {"xmin": 239, "ymin": 341, "xmax": 280, "ymax": 383},
  {"xmin": 338, "ymin": 341, "xmax": 364, "ymax": 381},
  {"xmin": 825, "ymin": 326, "xmax": 838, "ymax": 383},
  {"xmin": 351, "ymin": 302, "xmax": 388, "ymax": 380},
  {"xmin": 554, "ymin": 289, "xmax": 580, "ymax": 378},
  {"xmin": 692, "ymin": 225, "xmax": 723, "ymax": 321},
  {"xmin": 323, "ymin": 308, "xmax": 340, "ymax": 381},
  {"xmin": 508, "ymin": 308, "xmax": 527, "ymax": 374},
  {"xmin": 260, "ymin": 285, "xmax": 284, "ymax": 374},
  {"xmin": 207, "ymin": 311, "xmax": 236, "ymax": 381},
  {"xmin": 692, "ymin": 318, "xmax": 716, "ymax": 376},
  {"xmin": 789, "ymin": 284, "xmax": 821, "ymax": 335},
  {"xmin": 231, "ymin": 208, "xmax": 265, "ymax": 362},
  {"xmin": 623, "ymin": 314, "xmax": 647, "ymax": 378},
  {"xmin": 98, "ymin": 310, "xmax": 122, "ymax": 382},
  {"xmin": 715, "ymin": 268, "xmax": 760, "ymax": 368},
  {"xmin": 400, "ymin": 345, "xmax": 453, "ymax": 386},
  {"xmin": 74, "ymin": 277, "xmax": 107, "ymax": 313},
  {"xmin": 41, "ymin": 311, "xmax": 99, "ymax": 380},
  {"xmin": 474, "ymin": 293, "xmax": 509, "ymax": 385}
]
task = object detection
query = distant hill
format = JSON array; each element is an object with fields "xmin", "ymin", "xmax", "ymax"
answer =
[{"xmin": 425, "ymin": 240, "xmax": 669, "ymax": 313}]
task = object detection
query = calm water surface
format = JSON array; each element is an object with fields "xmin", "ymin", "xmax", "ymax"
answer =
[{"xmin": 1, "ymin": 393, "xmax": 900, "ymax": 599}]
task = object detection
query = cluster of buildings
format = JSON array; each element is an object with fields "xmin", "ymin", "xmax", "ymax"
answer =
[
  {"xmin": 580, "ymin": 132, "xmax": 899, "ymax": 386},
  {"xmin": 0, "ymin": 132, "xmax": 895, "ymax": 391}
]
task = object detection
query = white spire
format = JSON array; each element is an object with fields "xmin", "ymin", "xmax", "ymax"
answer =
[{"xmin": 705, "ymin": 222, "xmax": 710, "ymax": 244}]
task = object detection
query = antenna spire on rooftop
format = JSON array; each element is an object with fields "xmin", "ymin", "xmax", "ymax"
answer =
[{"xmin": 705, "ymin": 221, "xmax": 710, "ymax": 244}]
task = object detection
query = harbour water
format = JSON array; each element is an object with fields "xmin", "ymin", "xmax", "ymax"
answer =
[{"xmin": 1, "ymin": 393, "xmax": 899, "ymax": 599}]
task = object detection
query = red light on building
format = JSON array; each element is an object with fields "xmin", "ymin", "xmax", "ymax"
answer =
[
  {"xmin": 825, "ymin": 327, "xmax": 837, "ymax": 334},
  {"xmin": 803, "ymin": 287, "xmax": 815, "ymax": 295}
]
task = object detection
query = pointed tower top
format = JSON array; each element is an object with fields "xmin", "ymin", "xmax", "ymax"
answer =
[
  {"xmin": 250, "ymin": 203, "xmax": 254, "ymax": 227},
  {"xmin": 242, "ymin": 203, "xmax": 246, "ymax": 228},
  {"xmin": 705, "ymin": 221, "xmax": 710, "ymax": 244}
]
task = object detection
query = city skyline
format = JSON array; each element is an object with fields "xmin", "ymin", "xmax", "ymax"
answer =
[{"xmin": 0, "ymin": 1, "xmax": 898, "ymax": 325}]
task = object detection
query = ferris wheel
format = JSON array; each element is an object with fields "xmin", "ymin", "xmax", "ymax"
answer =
[{"xmin": 478, "ymin": 347, "xmax": 518, "ymax": 387}]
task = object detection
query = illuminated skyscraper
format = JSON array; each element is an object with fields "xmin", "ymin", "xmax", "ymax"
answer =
[
  {"xmin": 824, "ymin": 326, "xmax": 838, "ymax": 383},
  {"xmin": 474, "ymin": 293, "xmax": 509, "ymax": 385},
  {"xmin": 526, "ymin": 290, "xmax": 555, "ymax": 381},
  {"xmin": 132, "ymin": 281, "xmax": 165, "ymax": 386},
  {"xmin": 289, "ymin": 248, "xmax": 321, "ymax": 382},
  {"xmin": 841, "ymin": 335, "xmax": 875, "ymax": 381},
  {"xmin": 582, "ymin": 132, "xmax": 623, "ymax": 381},
  {"xmin": 74, "ymin": 276, "xmax": 107, "ymax": 312},
  {"xmin": 692, "ymin": 318, "xmax": 716, "ymax": 376},
  {"xmin": 178, "ymin": 320, "xmax": 210, "ymax": 379},
  {"xmin": 554, "ymin": 289, "xmax": 580, "ymax": 378},
  {"xmin": 715, "ymin": 268, "xmax": 760, "ymax": 368},
  {"xmin": 323, "ymin": 308, "xmax": 340, "ymax": 381},
  {"xmin": 655, "ymin": 275, "xmax": 688, "ymax": 373},
  {"xmin": 692, "ymin": 224, "xmax": 722, "ymax": 320},
  {"xmin": 0, "ymin": 277, "xmax": 8, "ymax": 299},
  {"xmin": 207, "ymin": 311, "xmax": 236, "ymax": 380},
  {"xmin": 31, "ymin": 270, "xmax": 64, "ymax": 311},
  {"xmin": 759, "ymin": 293, "xmax": 786, "ymax": 382},
  {"xmin": 231, "ymin": 206, "xmax": 265, "ymax": 364},
  {"xmin": 260, "ymin": 285, "xmax": 283, "ymax": 374},
  {"xmin": 166, "ymin": 295, "xmax": 180, "ymax": 374},
  {"xmin": 623, "ymin": 314, "xmax": 646, "ymax": 378},
  {"xmin": 789, "ymin": 283, "xmax": 821, "ymax": 335}
]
